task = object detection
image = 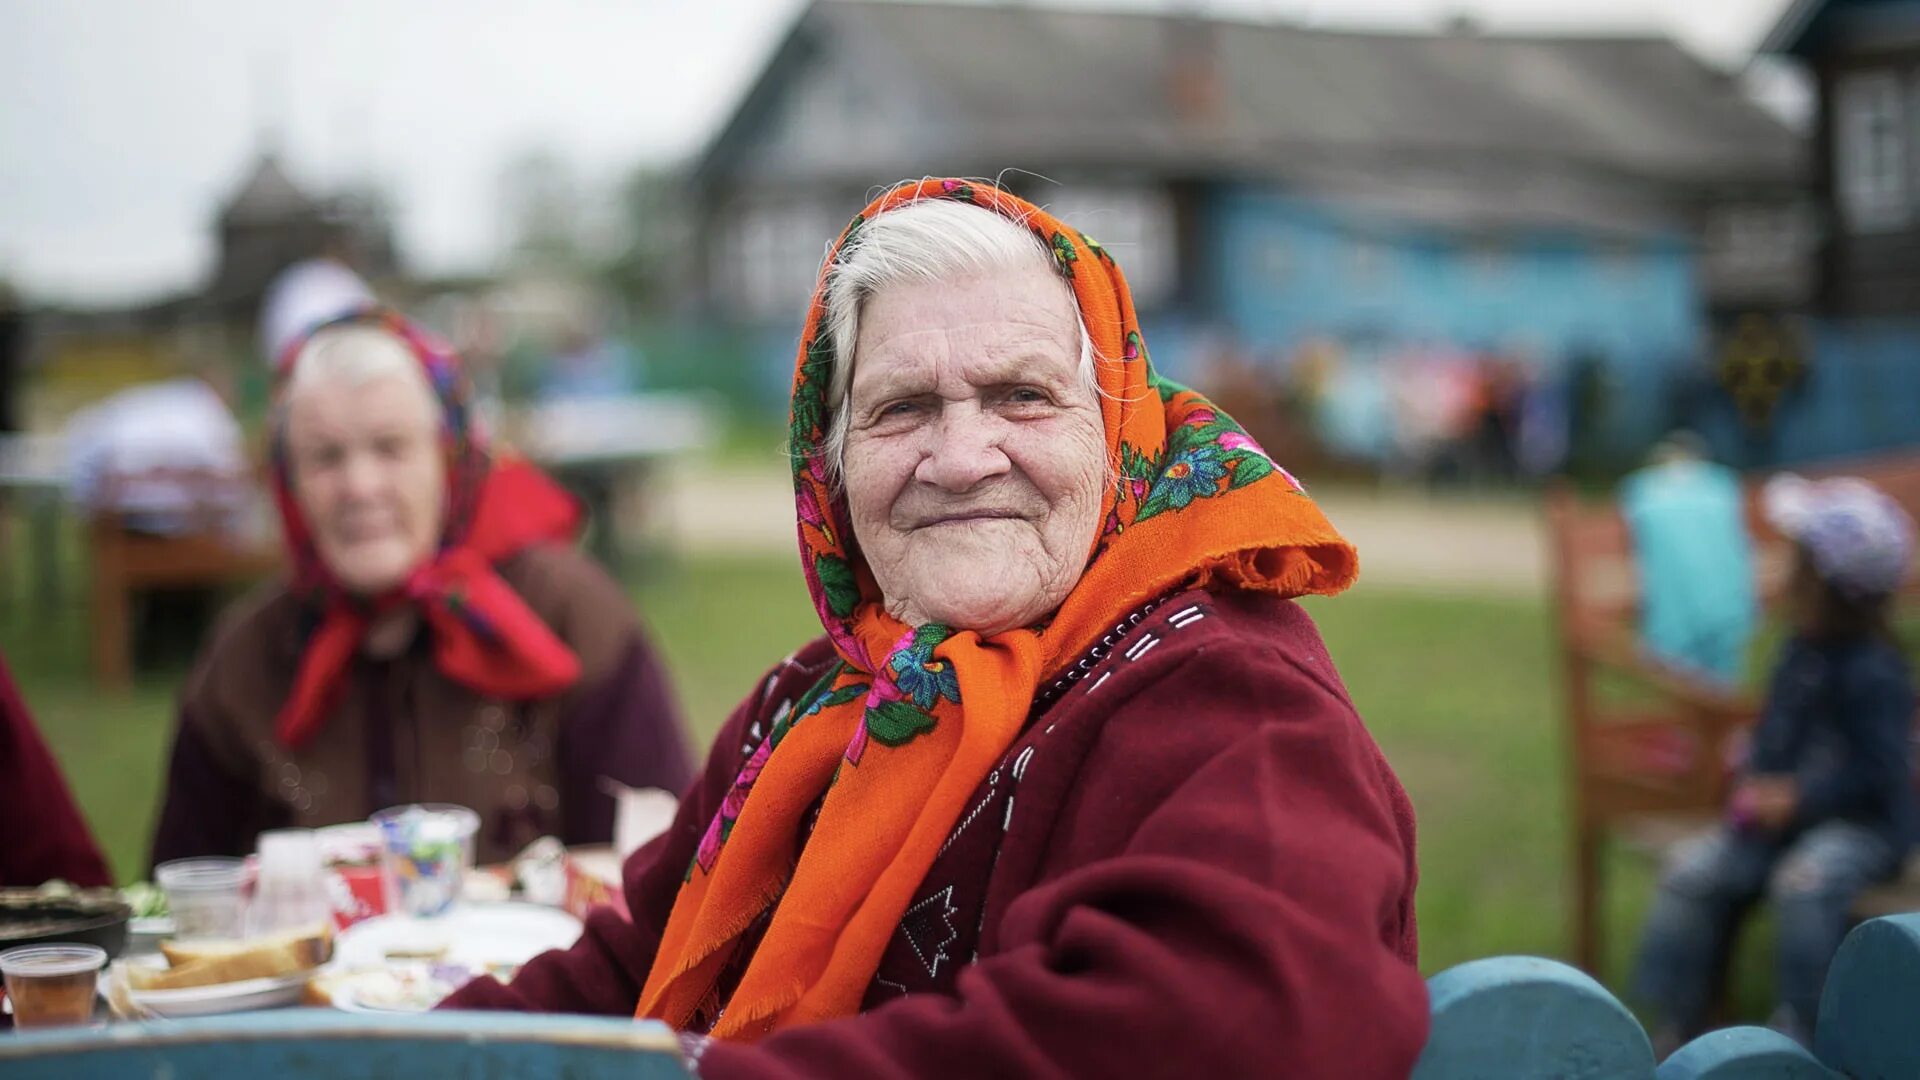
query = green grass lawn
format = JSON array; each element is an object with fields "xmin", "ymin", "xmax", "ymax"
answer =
[{"xmin": 0, "ymin": 552, "xmax": 1754, "ymax": 1010}]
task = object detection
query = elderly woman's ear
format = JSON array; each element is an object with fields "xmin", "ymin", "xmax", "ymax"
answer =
[{"xmin": 281, "ymin": 325, "xmax": 449, "ymax": 595}]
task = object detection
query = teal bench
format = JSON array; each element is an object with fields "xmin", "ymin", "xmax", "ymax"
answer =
[
  {"xmin": 1413, "ymin": 912, "xmax": 1920, "ymax": 1079},
  {"xmin": 6, "ymin": 913, "xmax": 1918, "ymax": 1078}
]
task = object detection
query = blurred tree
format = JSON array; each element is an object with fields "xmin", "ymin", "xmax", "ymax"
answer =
[
  {"xmin": 606, "ymin": 167, "xmax": 694, "ymax": 315},
  {"xmin": 497, "ymin": 149, "xmax": 590, "ymax": 269},
  {"xmin": 0, "ymin": 279, "xmax": 20, "ymax": 435}
]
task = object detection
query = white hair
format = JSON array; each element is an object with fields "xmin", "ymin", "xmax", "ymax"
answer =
[
  {"xmin": 283, "ymin": 324, "xmax": 441, "ymax": 423},
  {"xmin": 818, "ymin": 198, "xmax": 1100, "ymax": 480}
]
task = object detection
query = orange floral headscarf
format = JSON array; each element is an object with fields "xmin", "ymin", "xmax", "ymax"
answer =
[{"xmin": 637, "ymin": 179, "xmax": 1356, "ymax": 1039}]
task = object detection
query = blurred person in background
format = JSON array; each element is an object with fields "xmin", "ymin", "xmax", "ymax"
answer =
[
  {"xmin": 0, "ymin": 648, "xmax": 113, "ymax": 887},
  {"xmin": 63, "ymin": 362, "xmax": 249, "ymax": 535},
  {"xmin": 441, "ymin": 180, "xmax": 1426, "ymax": 1078},
  {"xmin": 149, "ymin": 309, "xmax": 690, "ymax": 868},
  {"xmin": 1619, "ymin": 431, "xmax": 1758, "ymax": 688},
  {"xmin": 62, "ymin": 355, "xmax": 252, "ymax": 668},
  {"xmin": 259, "ymin": 253, "xmax": 378, "ymax": 367},
  {"xmin": 0, "ymin": 282, "xmax": 22, "ymax": 437},
  {"xmin": 1633, "ymin": 475, "xmax": 1916, "ymax": 1050},
  {"xmin": 538, "ymin": 318, "xmax": 637, "ymax": 403}
]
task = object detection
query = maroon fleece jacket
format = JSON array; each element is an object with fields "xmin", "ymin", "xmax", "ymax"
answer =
[{"xmin": 441, "ymin": 588, "xmax": 1427, "ymax": 1079}]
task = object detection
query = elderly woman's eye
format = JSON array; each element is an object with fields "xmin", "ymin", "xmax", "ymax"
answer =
[
  {"xmin": 1005, "ymin": 387, "xmax": 1051, "ymax": 405},
  {"xmin": 879, "ymin": 400, "xmax": 923, "ymax": 419},
  {"xmin": 301, "ymin": 445, "xmax": 345, "ymax": 471}
]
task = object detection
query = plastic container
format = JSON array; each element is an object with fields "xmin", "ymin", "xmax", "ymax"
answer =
[
  {"xmin": 249, "ymin": 829, "xmax": 331, "ymax": 935},
  {"xmin": 371, "ymin": 804, "xmax": 481, "ymax": 919},
  {"xmin": 155, "ymin": 857, "xmax": 249, "ymax": 941},
  {"xmin": 316, "ymin": 823, "xmax": 388, "ymax": 929},
  {"xmin": 0, "ymin": 944, "xmax": 107, "ymax": 1028}
]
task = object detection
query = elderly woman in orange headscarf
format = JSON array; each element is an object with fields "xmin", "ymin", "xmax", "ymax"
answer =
[
  {"xmin": 149, "ymin": 311, "xmax": 691, "ymax": 868},
  {"xmin": 441, "ymin": 181, "xmax": 1427, "ymax": 1077}
]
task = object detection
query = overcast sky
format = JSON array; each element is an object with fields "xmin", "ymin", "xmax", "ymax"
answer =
[{"xmin": 0, "ymin": 0, "xmax": 1797, "ymax": 305}]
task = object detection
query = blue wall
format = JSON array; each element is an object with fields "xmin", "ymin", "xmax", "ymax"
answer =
[
  {"xmin": 1203, "ymin": 184, "xmax": 1701, "ymax": 370},
  {"xmin": 1692, "ymin": 317, "xmax": 1920, "ymax": 468},
  {"xmin": 1197, "ymin": 184, "xmax": 1714, "ymax": 461}
]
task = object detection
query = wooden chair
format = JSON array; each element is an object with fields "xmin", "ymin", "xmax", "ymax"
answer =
[
  {"xmin": 88, "ymin": 467, "xmax": 280, "ymax": 688},
  {"xmin": 1548, "ymin": 452, "xmax": 1920, "ymax": 975}
]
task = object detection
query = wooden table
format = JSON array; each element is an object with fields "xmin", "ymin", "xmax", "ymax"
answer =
[
  {"xmin": 0, "ymin": 434, "xmax": 68, "ymax": 615},
  {"xmin": 515, "ymin": 394, "xmax": 714, "ymax": 572}
]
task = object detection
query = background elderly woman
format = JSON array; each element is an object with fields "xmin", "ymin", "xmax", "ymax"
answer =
[
  {"xmin": 149, "ymin": 310, "xmax": 691, "ymax": 867},
  {"xmin": 442, "ymin": 181, "xmax": 1426, "ymax": 1076}
]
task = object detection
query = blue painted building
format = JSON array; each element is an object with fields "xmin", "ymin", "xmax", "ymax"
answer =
[
  {"xmin": 686, "ymin": 1, "xmax": 1811, "ymax": 467},
  {"xmin": 1202, "ymin": 186, "xmax": 1700, "ymax": 373}
]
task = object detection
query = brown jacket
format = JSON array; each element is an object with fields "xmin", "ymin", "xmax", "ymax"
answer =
[{"xmin": 150, "ymin": 544, "xmax": 691, "ymax": 867}]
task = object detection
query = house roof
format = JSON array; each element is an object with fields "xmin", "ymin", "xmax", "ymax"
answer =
[
  {"xmin": 1758, "ymin": 0, "xmax": 1920, "ymax": 59},
  {"xmin": 1760, "ymin": 0, "xmax": 1828, "ymax": 56},
  {"xmin": 699, "ymin": 0, "xmax": 1801, "ymax": 191},
  {"xmin": 220, "ymin": 152, "xmax": 319, "ymax": 225}
]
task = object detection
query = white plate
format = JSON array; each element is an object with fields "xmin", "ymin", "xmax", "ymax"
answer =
[
  {"xmin": 325, "ymin": 962, "xmax": 478, "ymax": 1014},
  {"xmin": 322, "ymin": 903, "xmax": 582, "ymax": 1014},
  {"xmin": 333, "ymin": 902, "xmax": 582, "ymax": 971},
  {"xmin": 111, "ymin": 955, "xmax": 314, "ymax": 1018},
  {"xmin": 126, "ymin": 916, "xmax": 176, "ymax": 957}
]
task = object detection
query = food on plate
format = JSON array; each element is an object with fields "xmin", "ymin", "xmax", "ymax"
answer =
[
  {"xmin": 125, "ymin": 922, "xmax": 333, "ymax": 992},
  {"xmin": 382, "ymin": 943, "xmax": 449, "ymax": 962},
  {"xmin": 120, "ymin": 881, "xmax": 170, "ymax": 920},
  {"xmin": 0, "ymin": 884, "xmax": 131, "ymax": 956},
  {"xmin": 305, "ymin": 959, "xmax": 510, "ymax": 1012}
]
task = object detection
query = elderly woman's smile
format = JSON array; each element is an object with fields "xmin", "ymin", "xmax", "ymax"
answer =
[{"xmin": 841, "ymin": 262, "xmax": 1106, "ymax": 635}]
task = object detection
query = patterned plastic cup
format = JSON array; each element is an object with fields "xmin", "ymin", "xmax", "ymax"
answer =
[{"xmin": 371, "ymin": 804, "xmax": 481, "ymax": 919}]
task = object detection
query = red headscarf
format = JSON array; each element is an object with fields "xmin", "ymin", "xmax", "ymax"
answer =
[{"xmin": 269, "ymin": 309, "xmax": 584, "ymax": 751}]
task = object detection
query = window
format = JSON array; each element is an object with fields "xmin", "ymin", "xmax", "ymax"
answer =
[
  {"xmin": 728, "ymin": 201, "xmax": 836, "ymax": 319},
  {"xmin": 1042, "ymin": 185, "xmax": 1177, "ymax": 306},
  {"xmin": 1705, "ymin": 204, "xmax": 1804, "ymax": 280},
  {"xmin": 1836, "ymin": 71, "xmax": 1908, "ymax": 232}
]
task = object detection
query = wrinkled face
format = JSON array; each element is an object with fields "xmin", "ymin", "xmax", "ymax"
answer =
[
  {"xmin": 841, "ymin": 262, "xmax": 1107, "ymax": 634},
  {"xmin": 285, "ymin": 373, "xmax": 447, "ymax": 595}
]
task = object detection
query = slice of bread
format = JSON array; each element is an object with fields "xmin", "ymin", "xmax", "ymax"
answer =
[
  {"xmin": 128, "ymin": 922, "xmax": 334, "ymax": 991},
  {"xmin": 158, "ymin": 921, "xmax": 333, "ymax": 969}
]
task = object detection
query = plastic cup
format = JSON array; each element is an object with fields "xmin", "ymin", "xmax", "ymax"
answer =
[
  {"xmin": 371, "ymin": 804, "xmax": 481, "ymax": 919},
  {"xmin": 249, "ymin": 829, "xmax": 331, "ymax": 936},
  {"xmin": 0, "ymin": 944, "xmax": 107, "ymax": 1029},
  {"xmin": 155, "ymin": 856, "xmax": 249, "ymax": 941}
]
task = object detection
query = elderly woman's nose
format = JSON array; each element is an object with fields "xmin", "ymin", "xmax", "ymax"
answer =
[
  {"xmin": 336, "ymin": 450, "xmax": 387, "ymax": 499},
  {"xmin": 914, "ymin": 409, "xmax": 1011, "ymax": 491}
]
